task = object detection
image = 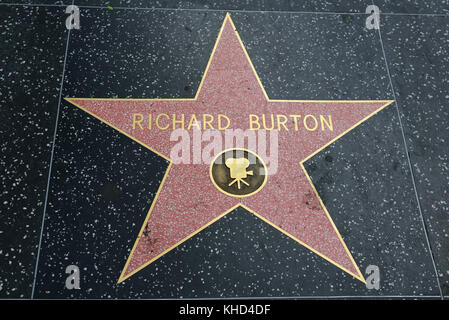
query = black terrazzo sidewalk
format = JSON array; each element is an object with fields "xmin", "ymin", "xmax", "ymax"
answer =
[{"xmin": 0, "ymin": 1, "xmax": 448, "ymax": 299}]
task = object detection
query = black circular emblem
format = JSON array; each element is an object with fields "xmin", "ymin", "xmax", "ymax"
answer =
[{"xmin": 210, "ymin": 148, "xmax": 267, "ymax": 198}]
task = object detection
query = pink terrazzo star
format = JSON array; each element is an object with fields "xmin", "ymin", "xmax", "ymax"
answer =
[{"xmin": 66, "ymin": 13, "xmax": 393, "ymax": 283}]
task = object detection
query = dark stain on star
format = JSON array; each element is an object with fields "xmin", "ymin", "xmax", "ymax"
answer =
[
  {"xmin": 142, "ymin": 225, "xmax": 158, "ymax": 252},
  {"xmin": 303, "ymin": 190, "xmax": 321, "ymax": 211}
]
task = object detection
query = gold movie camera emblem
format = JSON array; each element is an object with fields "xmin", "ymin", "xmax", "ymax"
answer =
[{"xmin": 210, "ymin": 148, "xmax": 267, "ymax": 198}]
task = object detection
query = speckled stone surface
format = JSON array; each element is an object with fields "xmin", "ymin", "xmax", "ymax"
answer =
[
  {"xmin": 33, "ymin": 103, "xmax": 169, "ymax": 298},
  {"xmin": 380, "ymin": 15, "xmax": 449, "ymax": 297},
  {"xmin": 1, "ymin": 0, "xmax": 448, "ymax": 14},
  {"xmin": 0, "ymin": 1, "xmax": 69, "ymax": 4},
  {"xmin": 0, "ymin": 6, "xmax": 67, "ymax": 298},
  {"xmin": 1, "ymin": 3, "xmax": 447, "ymax": 299},
  {"xmin": 73, "ymin": 1, "xmax": 373, "ymax": 12},
  {"xmin": 71, "ymin": 0, "xmax": 449, "ymax": 15},
  {"xmin": 233, "ymin": 13, "xmax": 390, "ymax": 100},
  {"xmin": 303, "ymin": 107, "xmax": 440, "ymax": 296},
  {"xmin": 375, "ymin": 0, "xmax": 449, "ymax": 14}
]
